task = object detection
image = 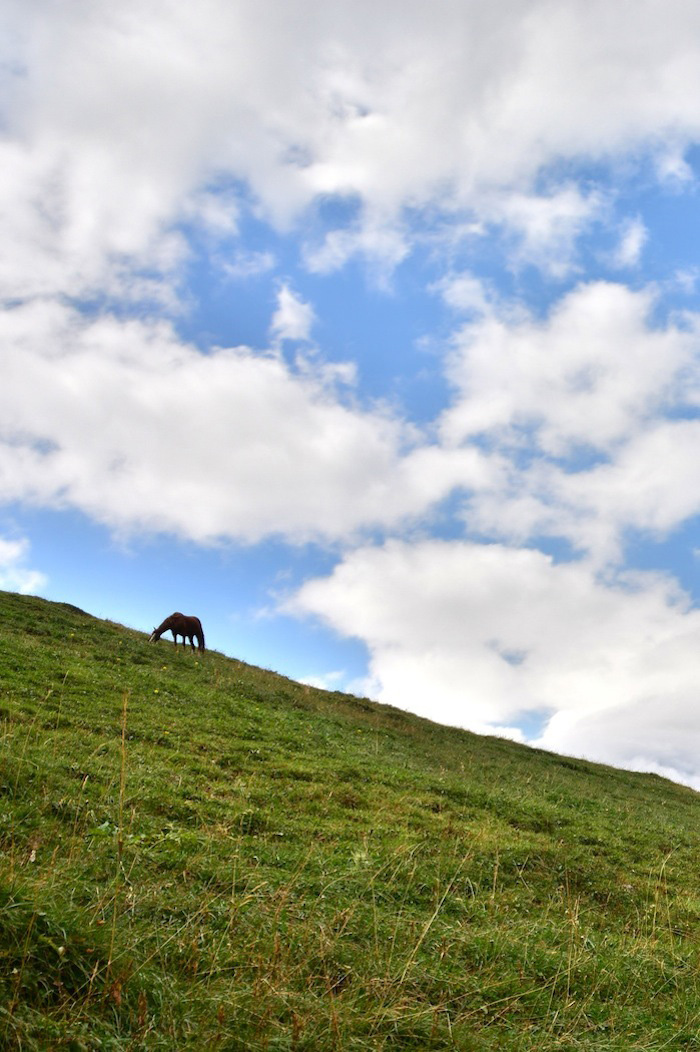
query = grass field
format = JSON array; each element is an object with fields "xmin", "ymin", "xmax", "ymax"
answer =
[{"xmin": 3, "ymin": 590, "xmax": 700, "ymax": 1049}]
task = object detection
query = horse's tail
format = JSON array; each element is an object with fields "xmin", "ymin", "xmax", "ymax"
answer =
[{"xmin": 199, "ymin": 625, "xmax": 206, "ymax": 652}]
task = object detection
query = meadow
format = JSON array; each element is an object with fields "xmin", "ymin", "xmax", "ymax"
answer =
[{"xmin": 2, "ymin": 590, "xmax": 700, "ymax": 1050}]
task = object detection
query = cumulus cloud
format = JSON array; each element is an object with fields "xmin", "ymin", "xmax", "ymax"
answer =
[
  {"xmin": 611, "ymin": 216, "xmax": 648, "ymax": 269},
  {"xmin": 435, "ymin": 281, "xmax": 700, "ymax": 560},
  {"xmin": 4, "ymin": 0, "xmax": 700, "ymax": 296},
  {"xmin": 303, "ymin": 218, "xmax": 410, "ymax": 281},
  {"xmin": 433, "ymin": 272, "xmax": 493, "ymax": 316},
  {"xmin": 547, "ymin": 419, "xmax": 700, "ymax": 552},
  {"xmin": 0, "ymin": 536, "xmax": 46, "ymax": 595},
  {"xmin": 222, "ymin": 250, "xmax": 276, "ymax": 281},
  {"xmin": 539, "ymin": 694, "xmax": 700, "ymax": 791},
  {"xmin": 11, "ymin": 279, "xmax": 697, "ymax": 561},
  {"xmin": 485, "ymin": 186, "xmax": 603, "ymax": 277},
  {"xmin": 442, "ymin": 282, "xmax": 696, "ymax": 457},
  {"xmin": 270, "ymin": 284, "xmax": 316, "ymax": 344},
  {"xmin": 291, "ymin": 539, "xmax": 700, "ymax": 769},
  {"xmin": 0, "ymin": 300, "xmax": 496, "ymax": 544}
]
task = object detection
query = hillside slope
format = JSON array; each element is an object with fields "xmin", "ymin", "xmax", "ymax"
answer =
[{"xmin": 2, "ymin": 590, "xmax": 700, "ymax": 1050}]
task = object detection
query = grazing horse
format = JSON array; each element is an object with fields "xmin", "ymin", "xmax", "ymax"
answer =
[{"xmin": 149, "ymin": 612, "xmax": 205, "ymax": 653}]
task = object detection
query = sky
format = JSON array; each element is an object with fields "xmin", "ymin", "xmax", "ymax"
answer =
[{"xmin": 5, "ymin": 0, "xmax": 700, "ymax": 787}]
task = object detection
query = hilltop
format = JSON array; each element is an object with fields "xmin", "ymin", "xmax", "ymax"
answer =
[{"xmin": 2, "ymin": 590, "xmax": 700, "ymax": 1050}]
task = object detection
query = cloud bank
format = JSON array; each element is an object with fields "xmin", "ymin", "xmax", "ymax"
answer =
[
  {"xmin": 5, "ymin": 0, "xmax": 700, "ymax": 296},
  {"xmin": 0, "ymin": 299, "xmax": 493, "ymax": 543}
]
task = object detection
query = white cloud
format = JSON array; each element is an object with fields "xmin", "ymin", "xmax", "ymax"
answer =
[
  {"xmin": 298, "ymin": 668, "xmax": 347, "ymax": 691},
  {"xmin": 303, "ymin": 218, "xmax": 410, "ymax": 281},
  {"xmin": 655, "ymin": 144, "xmax": 695, "ymax": 186},
  {"xmin": 442, "ymin": 282, "xmax": 697, "ymax": 457},
  {"xmin": 4, "ymin": 1, "xmax": 700, "ymax": 295},
  {"xmin": 610, "ymin": 216, "xmax": 648, "ymax": 269},
  {"xmin": 0, "ymin": 536, "xmax": 47, "ymax": 595},
  {"xmin": 0, "ymin": 300, "xmax": 487, "ymax": 544},
  {"xmin": 434, "ymin": 272, "xmax": 492, "ymax": 316},
  {"xmin": 290, "ymin": 538, "xmax": 700, "ymax": 782},
  {"xmin": 222, "ymin": 250, "xmax": 276, "ymax": 281},
  {"xmin": 4, "ymin": 275, "xmax": 700, "ymax": 633},
  {"xmin": 184, "ymin": 188, "xmax": 240, "ymax": 237},
  {"xmin": 538, "ymin": 694, "xmax": 700, "ymax": 791},
  {"xmin": 486, "ymin": 186, "xmax": 603, "ymax": 277},
  {"xmin": 540, "ymin": 419, "xmax": 700, "ymax": 556},
  {"xmin": 270, "ymin": 284, "xmax": 316, "ymax": 344},
  {"xmin": 437, "ymin": 282, "xmax": 700, "ymax": 560}
]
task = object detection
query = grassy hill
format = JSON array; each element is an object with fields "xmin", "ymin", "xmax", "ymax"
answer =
[{"xmin": 2, "ymin": 591, "xmax": 700, "ymax": 1050}]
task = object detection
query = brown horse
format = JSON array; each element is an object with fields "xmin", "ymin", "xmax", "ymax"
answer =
[{"xmin": 149, "ymin": 612, "xmax": 205, "ymax": 653}]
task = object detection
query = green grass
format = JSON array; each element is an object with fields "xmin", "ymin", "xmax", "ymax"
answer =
[{"xmin": 3, "ymin": 590, "xmax": 700, "ymax": 1049}]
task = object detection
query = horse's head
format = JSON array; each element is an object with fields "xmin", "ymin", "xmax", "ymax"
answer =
[{"xmin": 148, "ymin": 628, "xmax": 160, "ymax": 643}]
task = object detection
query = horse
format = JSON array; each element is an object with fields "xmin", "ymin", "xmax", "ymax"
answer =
[{"xmin": 149, "ymin": 612, "xmax": 205, "ymax": 653}]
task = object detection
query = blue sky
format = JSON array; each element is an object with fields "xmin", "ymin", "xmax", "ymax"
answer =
[{"xmin": 5, "ymin": 0, "xmax": 700, "ymax": 786}]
